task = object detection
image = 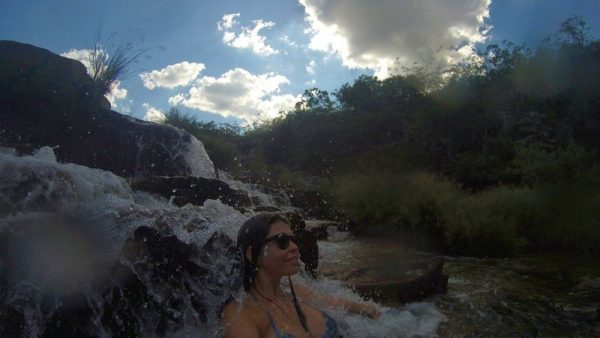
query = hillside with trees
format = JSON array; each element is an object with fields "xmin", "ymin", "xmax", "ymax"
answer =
[{"xmin": 164, "ymin": 17, "xmax": 600, "ymax": 257}]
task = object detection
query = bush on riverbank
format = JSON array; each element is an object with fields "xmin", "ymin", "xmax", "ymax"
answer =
[
  {"xmin": 331, "ymin": 171, "xmax": 600, "ymax": 257},
  {"xmin": 445, "ymin": 186, "xmax": 535, "ymax": 256},
  {"xmin": 329, "ymin": 171, "xmax": 456, "ymax": 249}
]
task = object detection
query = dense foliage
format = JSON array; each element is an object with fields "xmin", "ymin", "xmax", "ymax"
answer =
[{"xmin": 164, "ymin": 17, "xmax": 600, "ymax": 257}]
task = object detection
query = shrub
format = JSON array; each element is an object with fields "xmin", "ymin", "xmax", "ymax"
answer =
[
  {"xmin": 533, "ymin": 184, "xmax": 600, "ymax": 255},
  {"xmin": 329, "ymin": 170, "xmax": 461, "ymax": 250},
  {"xmin": 445, "ymin": 187, "xmax": 536, "ymax": 256}
]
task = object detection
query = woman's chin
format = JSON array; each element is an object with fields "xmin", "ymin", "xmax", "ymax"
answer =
[{"xmin": 285, "ymin": 264, "xmax": 300, "ymax": 275}]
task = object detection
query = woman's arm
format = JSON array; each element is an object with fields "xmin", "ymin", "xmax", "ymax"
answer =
[
  {"xmin": 294, "ymin": 283, "xmax": 381, "ymax": 319},
  {"xmin": 220, "ymin": 301, "xmax": 261, "ymax": 338}
]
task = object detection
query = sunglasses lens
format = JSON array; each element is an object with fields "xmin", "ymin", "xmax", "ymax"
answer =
[{"xmin": 276, "ymin": 234, "xmax": 291, "ymax": 250}]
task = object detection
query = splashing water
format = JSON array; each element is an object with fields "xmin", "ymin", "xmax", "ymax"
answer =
[{"xmin": 0, "ymin": 149, "xmax": 446, "ymax": 337}]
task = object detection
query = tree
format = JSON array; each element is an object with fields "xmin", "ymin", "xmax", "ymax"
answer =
[{"xmin": 294, "ymin": 88, "xmax": 334, "ymax": 113}]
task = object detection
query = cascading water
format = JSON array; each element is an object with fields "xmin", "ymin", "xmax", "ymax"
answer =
[
  {"xmin": 0, "ymin": 149, "xmax": 446, "ymax": 337},
  {"xmin": 218, "ymin": 170, "xmax": 292, "ymax": 208}
]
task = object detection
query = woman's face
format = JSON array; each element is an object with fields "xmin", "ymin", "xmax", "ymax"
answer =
[{"xmin": 258, "ymin": 221, "xmax": 300, "ymax": 277}]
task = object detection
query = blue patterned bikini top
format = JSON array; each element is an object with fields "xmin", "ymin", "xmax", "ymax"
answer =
[
  {"xmin": 253, "ymin": 294, "xmax": 340, "ymax": 338},
  {"xmin": 268, "ymin": 310, "xmax": 338, "ymax": 338}
]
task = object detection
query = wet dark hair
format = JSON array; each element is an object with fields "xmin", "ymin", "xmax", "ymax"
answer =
[{"xmin": 237, "ymin": 212, "xmax": 291, "ymax": 290}]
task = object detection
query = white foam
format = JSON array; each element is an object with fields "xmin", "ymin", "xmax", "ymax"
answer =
[
  {"xmin": 0, "ymin": 149, "xmax": 134, "ymax": 215},
  {"xmin": 161, "ymin": 124, "xmax": 216, "ymax": 178},
  {"xmin": 0, "ymin": 150, "xmax": 446, "ymax": 337}
]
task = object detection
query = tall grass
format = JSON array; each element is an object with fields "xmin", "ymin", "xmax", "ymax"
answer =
[
  {"xmin": 329, "ymin": 171, "xmax": 459, "ymax": 250},
  {"xmin": 445, "ymin": 187, "xmax": 535, "ymax": 256},
  {"xmin": 87, "ymin": 30, "xmax": 147, "ymax": 96},
  {"xmin": 330, "ymin": 170, "xmax": 600, "ymax": 257}
]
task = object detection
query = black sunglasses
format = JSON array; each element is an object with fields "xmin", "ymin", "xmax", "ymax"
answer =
[{"xmin": 263, "ymin": 233, "xmax": 298, "ymax": 250}]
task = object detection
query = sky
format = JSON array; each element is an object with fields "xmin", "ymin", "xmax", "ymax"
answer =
[{"xmin": 1, "ymin": 0, "xmax": 599, "ymax": 125}]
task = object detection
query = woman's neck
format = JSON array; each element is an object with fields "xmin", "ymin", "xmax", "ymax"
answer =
[{"xmin": 252, "ymin": 272, "xmax": 284, "ymax": 299}]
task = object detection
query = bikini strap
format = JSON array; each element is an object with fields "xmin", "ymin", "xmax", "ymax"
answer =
[{"xmin": 249, "ymin": 292, "xmax": 283, "ymax": 337}]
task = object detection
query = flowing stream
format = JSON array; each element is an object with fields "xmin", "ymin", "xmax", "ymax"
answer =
[
  {"xmin": 2, "ymin": 150, "xmax": 598, "ymax": 337},
  {"xmin": 319, "ymin": 229, "xmax": 600, "ymax": 337}
]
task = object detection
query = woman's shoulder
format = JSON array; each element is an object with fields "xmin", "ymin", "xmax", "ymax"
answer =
[
  {"xmin": 221, "ymin": 298, "xmax": 262, "ymax": 321},
  {"xmin": 220, "ymin": 298, "xmax": 268, "ymax": 338}
]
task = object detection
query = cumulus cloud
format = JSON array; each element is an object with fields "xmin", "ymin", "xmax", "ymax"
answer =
[
  {"xmin": 217, "ymin": 13, "xmax": 279, "ymax": 56},
  {"xmin": 142, "ymin": 103, "xmax": 166, "ymax": 122},
  {"xmin": 169, "ymin": 68, "xmax": 300, "ymax": 122},
  {"xmin": 306, "ymin": 60, "xmax": 317, "ymax": 74},
  {"xmin": 105, "ymin": 81, "xmax": 128, "ymax": 108},
  {"xmin": 61, "ymin": 48, "xmax": 94, "ymax": 70},
  {"xmin": 280, "ymin": 35, "xmax": 298, "ymax": 47},
  {"xmin": 139, "ymin": 62, "xmax": 205, "ymax": 89},
  {"xmin": 61, "ymin": 48, "xmax": 128, "ymax": 107},
  {"xmin": 299, "ymin": 0, "xmax": 491, "ymax": 77}
]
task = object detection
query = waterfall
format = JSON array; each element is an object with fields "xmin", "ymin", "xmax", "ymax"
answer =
[{"xmin": 0, "ymin": 149, "xmax": 445, "ymax": 337}]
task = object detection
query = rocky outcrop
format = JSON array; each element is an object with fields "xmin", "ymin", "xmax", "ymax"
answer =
[
  {"xmin": 0, "ymin": 215, "xmax": 241, "ymax": 337},
  {"xmin": 0, "ymin": 40, "xmax": 215, "ymax": 178},
  {"xmin": 131, "ymin": 176, "xmax": 252, "ymax": 208},
  {"xmin": 305, "ymin": 219, "xmax": 340, "ymax": 240}
]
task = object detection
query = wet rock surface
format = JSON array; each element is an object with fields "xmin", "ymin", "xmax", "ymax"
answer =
[
  {"xmin": 0, "ymin": 40, "xmax": 215, "ymax": 179},
  {"xmin": 0, "ymin": 214, "xmax": 240, "ymax": 337},
  {"xmin": 131, "ymin": 176, "xmax": 251, "ymax": 209},
  {"xmin": 318, "ymin": 235, "xmax": 448, "ymax": 304}
]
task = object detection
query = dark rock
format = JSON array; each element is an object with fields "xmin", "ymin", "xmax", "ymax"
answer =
[
  {"xmin": 198, "ymin": 231, "xmax": 242, "ymax": 297},
  {"xmin": 42, "ymin": 292, "xmax": 95, "ymax": 338},
  {"xmin": 305, "ymin": 220, "xmax": 339, "ymax": 241},
  {"xmin": 354, "ymin": 258, "xmax": 448, "ymax": 304},
  {"xmin": 0, "ymin": 213, "xmax": 242, "ymax": 336},
  {"xmin": 253, "ymin": 206, "xmax": 281, "ymax": 212},
  {"xmin": 284, "ymin": 210, "xmax": 306, "ymax": 232},
  {"xmin": 131, "ymin": 176, "xmax": 252, "ymax": 208},
  {"xmin": 0, "ymin": 305, "xmax": 25, "ymax": 338},
  {"xmin": 202, "ymin": 230, "xmax": 237, "ymax": 257},
  {"xmin": 295, "ymin": 229, "xmax": 318, "ymax": 278},
  {"xmin": 101, "ymin": 226, "xmax": 219, "ymax": 336},
  {"xmin": 101, "ymin": 262, "xmax": 151, "ymax": 336},
  {"xmin": 0, "ymin": 40, "xmax": 215, "ymax": 178}
]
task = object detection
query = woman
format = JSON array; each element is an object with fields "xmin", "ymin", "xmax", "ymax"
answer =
[{"xmin": 221, "ymin": 213, "xmax": 381, "ymax": 338}]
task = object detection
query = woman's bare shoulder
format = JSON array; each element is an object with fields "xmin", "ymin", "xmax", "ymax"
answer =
[{"xmin": 220, "ymin": 299, "xmax": 265, "ymax": 338}]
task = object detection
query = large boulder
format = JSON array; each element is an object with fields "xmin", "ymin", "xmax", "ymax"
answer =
[
  {"xmin": 353, "ymin": 258, "xmax": 448, "ymax": 304},
  {"xmin": 319, "ymin": 239, "xmax": 448, "ymax": 304},
  {"xmin": 131, "ymin": 176, "xmax": 252, "ymax": 208},
  {"xmin": 0, "ymin": 40, "xmax": 215, "ymax": 178}
]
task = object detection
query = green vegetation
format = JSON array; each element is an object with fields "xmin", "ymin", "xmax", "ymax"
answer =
[
  {"xmin": 163, "ymin": 17, "xmax": 600, "ymax": 257},
  {"xmin": 87, "ymin": 30, "xmax": 147, "ymax": 97}
]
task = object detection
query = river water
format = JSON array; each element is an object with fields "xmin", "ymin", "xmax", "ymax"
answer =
[
  {"xmin": 319, "ymin": 229, "xmax": 600, "ymax": 337},
  {"xmin": 2, "ymin": 150, "xmax": 598, "ymax": 337}
]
